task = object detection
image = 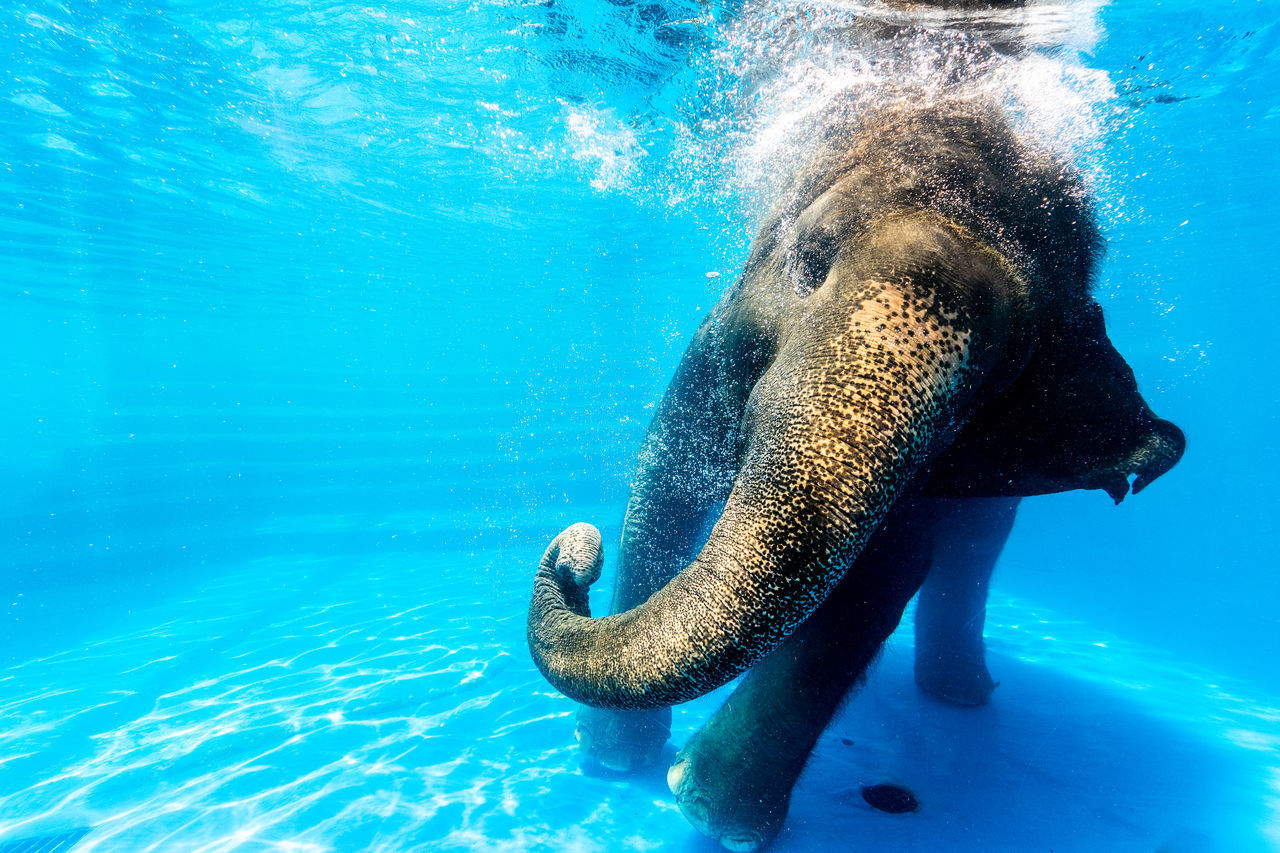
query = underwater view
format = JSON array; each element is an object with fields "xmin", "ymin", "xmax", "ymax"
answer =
[{"xmin": 2, "ymin": 0, "xmax": 1278, "ymax": 849}]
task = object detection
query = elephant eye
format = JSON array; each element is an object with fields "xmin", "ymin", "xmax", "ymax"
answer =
[{"xmin": 786, "ymin": 226, "xmax": 841, "ymax": 298}]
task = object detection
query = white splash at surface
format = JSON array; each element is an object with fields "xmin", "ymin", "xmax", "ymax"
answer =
[{"xmin": 670, "ymin": 0, "xmax": 1122, "ymax": 215}]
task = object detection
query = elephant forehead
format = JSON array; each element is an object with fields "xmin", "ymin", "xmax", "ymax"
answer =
[{"xmin": 767, "ymin": 99, "xmax": 1100, "ymax": 311}]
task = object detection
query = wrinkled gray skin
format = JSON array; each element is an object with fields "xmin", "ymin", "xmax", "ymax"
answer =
[{"xmin": 527, "ymin": 98, "xmax": 1184, "ymax": 851}]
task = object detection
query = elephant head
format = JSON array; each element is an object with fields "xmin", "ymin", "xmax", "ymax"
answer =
[{"xmin": 526, "ymin": 100, "xmax": 1184, "ymax": 711}]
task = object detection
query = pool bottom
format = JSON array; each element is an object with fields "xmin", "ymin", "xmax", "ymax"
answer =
[
  {"xmin": 0, "ymin": 828, "xmax": 92, "ymax": 853},
  {"xmin": 0, "ymin": 547, "xmax": 1274, "ymax": 852}
]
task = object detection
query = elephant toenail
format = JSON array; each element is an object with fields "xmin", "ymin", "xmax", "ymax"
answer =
[
  {"xmin": 678, "ymin": 792, "xmax": 713, "ymax": 829},
  {"xmin": 666, "ymin": 759, "xmax": 687, "ymax": 794},
  {"xmin": 721, "ymin": 831, "xmax": 764, "ymax": 852}
]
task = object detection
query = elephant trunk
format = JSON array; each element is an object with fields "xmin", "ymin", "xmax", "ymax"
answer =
[{"xmin": 528, "ymin": 220, "xmax": 1016, "ymax": 709}]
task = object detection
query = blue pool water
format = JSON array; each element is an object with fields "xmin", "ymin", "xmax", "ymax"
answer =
[{"xmin": 2, "ymin": 0, "xmax": 1277, "ymax": 849}]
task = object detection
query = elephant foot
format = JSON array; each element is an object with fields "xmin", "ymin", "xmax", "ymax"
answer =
[
  {"xmin": 914, "ymin": 650, "xmax": 997, "ymax": 707},
  {"xmin": 576, "ymin": 705, "xmax": 671, "ymax": 772},
  {"xmin": 665, "ymin": 722, "xmax": 800, "ymax": 852}
]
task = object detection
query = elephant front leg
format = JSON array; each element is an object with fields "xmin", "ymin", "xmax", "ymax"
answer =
[
  {"xmin": 913, "ymin": 496, "xmax": 1019, "ymax": 707},
  {"xmin": 577, "ymin": 326, "xmax": 742, "ymax": 771},
  {"xmin": 667, "ymin": 498, "xmax": 936, "ymax": 852},
  {"xmin": 574, "ymin": 496, "xmax": 693, "ymax": 771},
  {"xmin": 576, "ymin": 473, "xmax": 720, "ymax": 771}
]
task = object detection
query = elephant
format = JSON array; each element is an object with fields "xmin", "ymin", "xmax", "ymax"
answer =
[{"xmin": 526, "ymin": 97, "xmax": 1184, "ymax": 851}]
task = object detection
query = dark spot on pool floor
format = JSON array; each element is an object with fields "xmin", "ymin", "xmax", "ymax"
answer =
[{"xmin": 861, "ymin": 783, "xmax": 919, "ymax": 814}]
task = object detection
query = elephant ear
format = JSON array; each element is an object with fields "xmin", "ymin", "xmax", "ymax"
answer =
[{"xmin": 922, "ymin": 300, "xmax": 1185, "ymax": 503}]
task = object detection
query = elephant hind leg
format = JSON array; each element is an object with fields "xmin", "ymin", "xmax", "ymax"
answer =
[
  {"xmin": 667, "ymin": 497, "xmax": 938, "ymax": 851},
  {"xmin": 913, "ymin": 496, "xmax": 1019, "ymax": 707}
]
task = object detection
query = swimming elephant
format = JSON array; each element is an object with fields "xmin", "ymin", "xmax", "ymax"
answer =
[{"xmin": 526, "ymin": 98, "xmax": 1184, "ymax": 851}]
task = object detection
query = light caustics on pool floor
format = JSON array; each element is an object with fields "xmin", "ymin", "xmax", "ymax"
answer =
[{"xmin": 0, "ymin": 548, "xmax": 1276, "ymax": 852}]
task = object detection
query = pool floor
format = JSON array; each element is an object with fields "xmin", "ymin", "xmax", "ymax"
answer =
[{"xmin": 1, "ymin": 546, "xmax": 1275, "ymax": 851}]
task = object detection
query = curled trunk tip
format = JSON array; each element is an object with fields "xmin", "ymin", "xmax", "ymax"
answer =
[{"xmin": 546, "ymin": 522, "xmax": 604, "ymax": 593}]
